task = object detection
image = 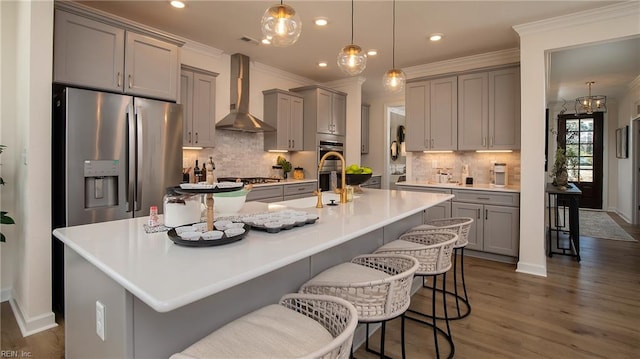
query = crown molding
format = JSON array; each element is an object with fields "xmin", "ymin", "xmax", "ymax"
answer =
[
  {"xmin": 252, "ymin": 61, "xmax": 315, "ymax": 86},
  {"xmin": 514, "ymin": 1, "xmax": 640, "ymax": 36},
  {"xmin": 182, "ymin": 41, "xmax": 224, "ymax": 59},
  {"xmin": 322, "ymin": 76, "xmax": 367, "ymax": 89},
  {"xmin": 404, "ymin": 48, "xmax": 520, "ymax": 80}
]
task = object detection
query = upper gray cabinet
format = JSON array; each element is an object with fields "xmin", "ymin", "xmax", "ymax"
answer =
[
  {"xmin": 361, "ymin": 104, "xmax": 370, "ymax": 154},
  {"xmin": 180, "ymin": 66, "xmax": 218, "ymax": 148},
  {"xmin": 291, "ymin": 85, "xmax": 347, "ymax": 150},
  {"xmin": 458, "ymin": 66, "xmax": 520, "ymax": 150},
  {"xmin": 405, "ymin": 76, "xmax": 458, "ymax": 151},
  {"xmin": 53, "ymin": 8, "xmax": 181, "ymax": 101},
  {"xmin": 263, "ymin": 89, "xmax": 304, "ymax": 151}
]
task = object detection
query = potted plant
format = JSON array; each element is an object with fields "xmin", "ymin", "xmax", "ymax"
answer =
[
  {"xmin": 550, "ymin": 147, "xmax": 569, "ymax": 189},
  {"xmin": 0, "ymin": 145, "xmax": 15, "ymax": 242}
]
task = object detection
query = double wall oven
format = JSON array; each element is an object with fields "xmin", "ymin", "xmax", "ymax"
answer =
[{"xmin": 317, "ymin": 134, "xmax": 345, "ymax": 191}]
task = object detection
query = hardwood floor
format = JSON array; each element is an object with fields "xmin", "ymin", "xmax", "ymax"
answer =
[{"xmin": 1, "ymin": 214, "xmax": 638, "ymax": 358}]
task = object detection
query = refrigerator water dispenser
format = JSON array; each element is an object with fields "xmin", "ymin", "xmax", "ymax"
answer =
[{"xmin": 84, "ymin": 160, "xmax": 119, "ymax": 208}]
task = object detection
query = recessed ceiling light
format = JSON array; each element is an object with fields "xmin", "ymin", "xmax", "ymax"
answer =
[
  {"xmin": 367, "ymin": 49, "xmax": 378, "ymax": 56},
  {"xmin": 318, "ymin": 61, "xmax": 328, "ymax": 68},
  {"xmin": 170, "ymin": 1, "xmax": 185, "ymax": 9},
  {"xmin": 314, "ymin": 18, "xmax": 328, "ymax": 26},
  {"xmin": 261, "ymin": 38, "xmax": 271, "ymax": 45},
  {"xmin": 429, "ymin": 33, "xmax": 444, "ymax": 42}
]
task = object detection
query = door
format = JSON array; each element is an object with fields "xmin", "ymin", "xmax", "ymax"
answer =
[
  {"xmin": 488, "ymin": 67, "xmax": 520, "ymax": 149},
  {"xmin": 290, "ymin": 95, "xmax": 304, "ymax": 150},
  {"xmin": 134, "ymin": 98, "xmax": 183, "ymax": 217},
  {"xmin": 425, "ymin": 202, "xmax": 452, "ymax": 221},
  {"xmin": 430, "ymin": 76, "xmax": 458, "ymax": 150},
  {"xmin": 483, "ymin": 205, "xmax": 520, "ymax": 256},
  {"xmin": 558, "ymin": 113, "xmax": 604, "ymax": 209},
  {"xmin": 54, "ymin": 9, "xmax": 124, "ymax": 92},
  {"xmin": 192, "ymin": 72, "xmax": 216, "ymax": 147},
  {"xmin": 332, "ymin": 93, "xmax": 347, "ymax": 136},
  {"xmin": 317, "ymin": 89, "xmax": 332, "ymax": 134},
  {"xmin": 405, "ymin": 81, "xmax": 429, "ymax": 151},
  {"xmin": 125, "ymin": 32, "xmax": 178, "ymax": 101},
  {"xmin": 63, "ymin": 88, "xmax": 132, "ymax": 226},
  {"xmin": 452, "ymin": 202, "xmax": 483, "ymax": 251},
  {"xmin": 180, "ymin": 70, "xmax": 193, "ymax": 145}
]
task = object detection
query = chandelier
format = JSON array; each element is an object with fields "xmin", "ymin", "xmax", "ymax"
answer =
[{"xmin": 575, "ymin": 81, "xmax": 606, "ymax": 114}]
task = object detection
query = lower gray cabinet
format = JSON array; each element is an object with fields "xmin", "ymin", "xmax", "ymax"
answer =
[
  {"xmin": 283, "ymin": 182, "xmax": 316, "ymax": 200},
  {"xmin": 395, "ymin": 185, "xmax": 452, "ymax": 221},
  {"xmin": 246, "ymin": 186, "xmax": 284, "ymax": 203},
  {"xmin": 451, "ymin": 190, "xmax": 520, "ymax": 257},
  {"xmin": 246, "ymin": 182, "xmax": 317, "ymax": 203}
]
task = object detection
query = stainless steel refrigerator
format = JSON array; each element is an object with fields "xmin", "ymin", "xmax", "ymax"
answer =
[{"xmin": 52, "ymin": 86, "xmax": 183, "ymax": 313}]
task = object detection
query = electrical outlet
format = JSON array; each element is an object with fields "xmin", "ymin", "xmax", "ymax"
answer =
[{"xmin": 96, "ymin": 301, "xmax": 105, "ymax": 341}]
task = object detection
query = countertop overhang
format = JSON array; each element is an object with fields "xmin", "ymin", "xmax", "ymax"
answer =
[{"xmin": 53, "ymin": 189, "xmax": 451, "ymax": 313}]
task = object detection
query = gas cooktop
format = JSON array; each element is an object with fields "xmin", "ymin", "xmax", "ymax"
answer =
[{"xmin": 217, "ymin": 177, "xmax": 283, "ymax": 185}]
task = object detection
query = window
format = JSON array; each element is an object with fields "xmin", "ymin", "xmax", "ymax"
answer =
[{"xmin": 564, "ymin": 118, "xmax": 594, "ymax": 182}]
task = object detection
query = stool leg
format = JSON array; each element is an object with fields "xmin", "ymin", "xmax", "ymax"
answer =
[
  {"xmin": 379, "ymin": 321, "xmax": 386, "ymax": 359},
  {"xmin": 365, "ymin": 322, "xmax": 370, "ymax": 353},
  {"xmin": 401, "ymin": 315, "xmax": 406, "ymax": 359},
  {"xmin": 460, "ymin": 247, "xmax": 470, "ymax": 307},
  {"xmin": 452, "ymin": 249, "xmax": 461, "ymax": 317},
  {"xmin": 442, "ymin": 273, "xmax": 452, "ymax": 339},
  {"xmin": 432, "ymin": 275, "xmax": 440, "ymax": 359}
]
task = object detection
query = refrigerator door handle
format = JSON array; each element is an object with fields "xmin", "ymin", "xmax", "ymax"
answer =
[
  {"xmin": 135, "ymin": 107, "xmax": 143, "ymax": 211},
  {"xmin": 126, "ymin": 106, "xmax": 135, "ymax": 212}
]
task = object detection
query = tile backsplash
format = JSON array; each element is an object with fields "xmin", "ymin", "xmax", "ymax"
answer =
[
  {"xmin": 183, "ymin": 131, "xmax": 288, "ymax": 181},
  {"xmin": 410, "ymin": 151, "xmax": 521, "ymax": 186}
]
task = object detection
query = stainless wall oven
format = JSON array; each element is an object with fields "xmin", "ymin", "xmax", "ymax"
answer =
[{"xmin": 317, "ymin": 135, "xmax": 345, "ymax": 191}]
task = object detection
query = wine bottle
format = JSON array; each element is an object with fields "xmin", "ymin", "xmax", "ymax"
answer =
[{"xmin": 194, "ymin": 160, "xmax": 201, "ymax": 183}]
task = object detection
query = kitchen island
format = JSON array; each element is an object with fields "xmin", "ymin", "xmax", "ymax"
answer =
[{"xmin": 54, "ymin": 189, "xmax": 451, "ymax": 358}]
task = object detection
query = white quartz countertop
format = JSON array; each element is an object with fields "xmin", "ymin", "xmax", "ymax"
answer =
[
  {"xmin": 53, "ymin": 189, "xmax": 451, "ymax": 313},
  {"xmin": 397, "ymin": 181, "xmax": 520, "ymax": 193}
]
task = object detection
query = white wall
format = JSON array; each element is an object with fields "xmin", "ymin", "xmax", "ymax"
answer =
[
  {"xmin": 616, "ymin": 78, "xmax": 640, "ymax": 222},
  {"xmin": 1, "ymin": 0, "xmax": 57, "ymax": 336},
  {"xmin": 514, "ymin": 1, "xmax": 640, "ymax": 277}
]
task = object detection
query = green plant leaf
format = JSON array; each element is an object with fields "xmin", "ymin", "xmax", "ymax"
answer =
[{"xmin": 0, "ymin": 233, "xmax": 5, "ymax": 242}]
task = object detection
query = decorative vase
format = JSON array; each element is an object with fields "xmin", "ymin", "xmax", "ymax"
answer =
[{"xmin": 555, "ymin": 169, "xmax": 569, "ymax": 187}]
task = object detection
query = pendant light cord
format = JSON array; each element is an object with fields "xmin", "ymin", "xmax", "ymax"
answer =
[
  {"xmin": 392, "ymin": 0, "xmax": 396, "ymax": 68},
  {"xmin": 351, "ymin": 0, "xmax": 354, "ymax": 44}
]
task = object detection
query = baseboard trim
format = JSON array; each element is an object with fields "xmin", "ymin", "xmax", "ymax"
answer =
[
  {"xmin": 614, "ymin": 209, "xmax": 632, "ymax": 224},
  {"xmin": 1, "ymin": 287, "xmax": 12, "ymax": 302},
  {"xmin": 9, "ymin": 293, "xmax": 57, "ymax": 337},
  {"xmin": 516, "ymin": 261, "xmax": 547, "ymax": 277}
]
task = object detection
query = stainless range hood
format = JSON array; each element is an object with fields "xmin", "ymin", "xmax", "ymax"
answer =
[{"xmin": 216, "ymin": 53, "xmax": 276, "ymax": 132}]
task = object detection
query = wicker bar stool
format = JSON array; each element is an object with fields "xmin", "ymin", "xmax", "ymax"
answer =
[
  {"xmin": 374, "ymin": 231, "xmax": 458, "ymax": 359},
  {"xmin": 408, "ymin": 217, "xmax": 474, "ymax": 320},
  {"xmin": 169, "ymin": 293, "xmax": 358, "ymax": 359},
  {"xmin": 299, "ymin": 254, "xmax": 420, "ymax": 359}
]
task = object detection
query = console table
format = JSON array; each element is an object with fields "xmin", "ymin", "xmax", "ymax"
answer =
[{"xmin": 546, "ymin": 183, "xmax": 582, "ymax": 262}]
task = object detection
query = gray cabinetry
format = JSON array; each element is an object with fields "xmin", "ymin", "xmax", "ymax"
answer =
[
  {"xmin": 290, "ymin": 85, "xmax": 347, "ymax": 150},
  {"xmin": 283, "ymin": 182, "xmax": 317, "ymax": 200},
  {"xmin": 180, "ymin": 66, "xmax": 217, "ymax": 148},
  {"xmin": 451, "ymin": 189, "xmax": 520, "ymax": 257},
  {"xmin": 396, "ymin": 185, "xmax": 452, "ymax": 221},
  {"xmin": 54, "ymin": 8, "xmax": 180, "ymax": 101},
  {"xmin": 246, "ymin": 186, "xmax": 285, "ymax": 203},
  {"xmin": 457, "ymin": 66, "xmax": 520, "ymax": 150},
  {"xmin": 263, "ymin": 89, "xmax": 304, "ymax": 151},
  {"xmin": 405, "ymin": 76, "xmax": 457, "ymax": 151},
  {"xmin": 361, "ymin": 105, "xmax": 370, "ymax": 154}
]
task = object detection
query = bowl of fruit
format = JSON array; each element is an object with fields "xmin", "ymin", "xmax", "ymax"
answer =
[{"xmin": 343, "ymin": 164, "xmax": 373, "ymax": 191}]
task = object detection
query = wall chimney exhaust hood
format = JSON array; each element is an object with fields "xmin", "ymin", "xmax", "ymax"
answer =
[{"xmin": 216, "ymin": 53, "xmax": 276, "ymax": 132}]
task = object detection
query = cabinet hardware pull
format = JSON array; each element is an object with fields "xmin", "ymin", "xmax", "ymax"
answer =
[
  {"xmin": 485, "ymin": 209, "xmax": 488, "ymax": 220},
  {"xmin": 490, "ymin": 136, "xmax": 494, "ymax": 147},
  {"xmin": 477, "ymin": 197, "xmax": 490, "ymax": 200},
  {"xmin": 117, "ymin": 72, "xmax": 121, "ymax": 87},
  {"xmin": 288, "ymin": 140, "xmax": 291, "ymax": 148},
  {"xmin": 188, "ymin": 131, "xmax": 192, "ymax": 143},
  {"xmin": 477, "ymin": 208, "xmax": 481, "ymax": 219},
  {"xmin": 292, "ymin": 139, "xmax": 295, "ymax": 147},
  {"xmin": 195, "ymin": 132, "xmax": 198, "ymax": 144},
  {"xmin": 482, "ymin": 137, "xmax": 486, "ymax": 147},
  {"xmin": 128, "ymin": 74, "xmax": 133, "ymax": 88}
]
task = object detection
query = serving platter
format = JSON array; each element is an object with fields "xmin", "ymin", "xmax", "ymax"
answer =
[{"xmin": 167, "ymin": 223, "xmax": 250, "ymax": 247}]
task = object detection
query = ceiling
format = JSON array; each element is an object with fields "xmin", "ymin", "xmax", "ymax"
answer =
[{"xmin": 76, "ymin": 0, "xmax": 638, "ymax": 100}]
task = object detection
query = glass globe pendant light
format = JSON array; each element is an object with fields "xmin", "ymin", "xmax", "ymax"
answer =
[
  {"xmin": 383, "ymin": 0, "xmax": 405, "ymax": 93},
  {"xmin": 337, "ymin": 0, "xmax": 367, "ymax": 75},
  {"xmin": 261, "ymin": 1, "xmax": 302, "ymax": 47}
]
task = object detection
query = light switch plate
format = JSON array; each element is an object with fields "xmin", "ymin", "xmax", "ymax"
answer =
[{"xmin": 96, "ymin": 300, "xmax": 105, "ymax": 341}]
